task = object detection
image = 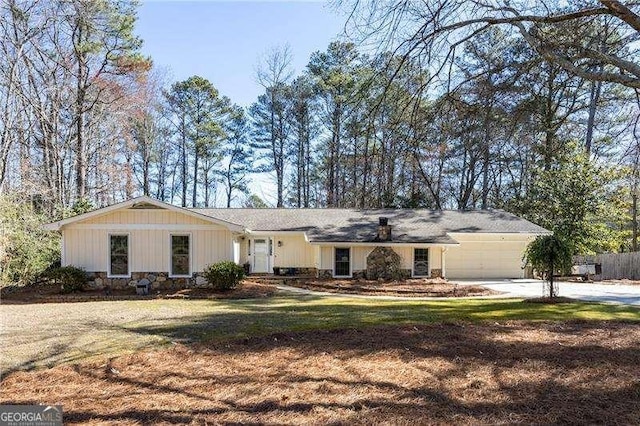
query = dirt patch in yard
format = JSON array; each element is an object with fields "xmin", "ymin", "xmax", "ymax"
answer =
[
  {"xmin": 0, "ymin": 281, "xmax": 276, "ymax": 304},
  {"xmin": 1, "ymin": 321, "xmax": 638, "ymax": 425},
  {"xmin": 283, "ymin": 278, "xmax": 498, "ymax": 297}
]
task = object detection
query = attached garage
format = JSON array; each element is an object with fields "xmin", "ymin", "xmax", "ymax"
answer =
[{"xmin": 445, "ymin": 233, "xmax": 535, "ymax": 279}]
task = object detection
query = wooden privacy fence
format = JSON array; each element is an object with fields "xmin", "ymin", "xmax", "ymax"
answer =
[{"xmin": 573, "ymin": 252, "xmax": 640, "ymax": 280}]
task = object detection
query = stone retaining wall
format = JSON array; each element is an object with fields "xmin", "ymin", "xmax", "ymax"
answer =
[
  {"xmin": 86, "ymin": 272, "xmax": 210, "ymax": 290},
  {"xmin": 317, "ymin": 268, "xmax": 412, "ymax": 280}
]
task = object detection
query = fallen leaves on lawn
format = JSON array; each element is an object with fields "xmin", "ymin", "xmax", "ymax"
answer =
[{"xmin": 2, "ymin": 321, "xmax": 639, "ymax": 425}]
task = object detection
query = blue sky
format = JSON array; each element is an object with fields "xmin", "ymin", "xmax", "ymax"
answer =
[{"xmin": 137, "ymin": 1, "xmax": 347, "ymax": 107}]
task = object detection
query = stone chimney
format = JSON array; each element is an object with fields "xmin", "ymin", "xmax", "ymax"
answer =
[{"xmin": 377, "ymin": 217, "xmax": 392, "ymax": 241}]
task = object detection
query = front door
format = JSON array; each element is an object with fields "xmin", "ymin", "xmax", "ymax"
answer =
[{"xmin": 253, "ymin": 239, "xmax": 269, "ymax": 273}]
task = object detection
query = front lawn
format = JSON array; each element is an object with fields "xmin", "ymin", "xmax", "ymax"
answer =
[
  {"xmin": 2, "ymin": 295, "xmax": 638, "ymax": 374},
  {"xmin": 3, "ymin": 321, "xmax": 639, "ymax": 424}
]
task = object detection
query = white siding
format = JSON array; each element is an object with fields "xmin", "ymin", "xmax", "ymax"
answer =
[
  {"xmin": 273, "ymin": 234, "xmax": 315, "ymax": 267},
  {"xmin": 352, "ymin": 247, "xmax": 373, "ymax": 270},
  {"xmin": 63, "ymin": 208, "xmax": 233, "ymax": 273},
  {"xmin": 80, "ymin": 209, "xmax": 214, "ymax": 225},
  {"xmin": 319, "ymin": 246, "xmax": 330, "ymax": 270}
]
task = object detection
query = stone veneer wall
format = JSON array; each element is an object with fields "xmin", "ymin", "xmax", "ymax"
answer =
[
  {"xmin": 366, "ymin": 247, "xmax": 404, "ymax": 280},
  {"xmin": 86, "ymin": 272, "xmax": 211, "ymax": 291},
  {"xmin": 317, "ymin": 270, "xmax": 333, "ymax": 279}
]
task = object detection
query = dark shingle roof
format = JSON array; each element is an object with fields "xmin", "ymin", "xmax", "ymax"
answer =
[{"xmin": 192, "ymin": 208, "xmax": 549, "ymax": 244}]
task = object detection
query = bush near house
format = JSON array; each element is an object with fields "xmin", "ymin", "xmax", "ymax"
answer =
[
  {"xmin": 204, "ymin": 261, "xmax": 245, "ymax": 291},
  {"xmin": 0, "ymin": 195, "xmax": 60, "ymax": 287},
  {"xmin": 47, "ymin": 266, "xmax": 87, "ymax": 294}
]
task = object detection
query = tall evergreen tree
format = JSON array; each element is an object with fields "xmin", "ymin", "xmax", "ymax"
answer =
[{"xmin": 220, "ymin": 105, "xmax": 253, "ymax": 207}]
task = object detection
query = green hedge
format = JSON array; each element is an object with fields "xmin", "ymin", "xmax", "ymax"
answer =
[
  {"xmin": 0, "ymin": 195, "xmax": 60, "ymax": 286},
  {"xmin": 47, "ymin": 266, "xmax": 87, "ymax": 294},
  {"xmin": 203, "ymin": 261, "xmax": 245, "ymax": 291}
]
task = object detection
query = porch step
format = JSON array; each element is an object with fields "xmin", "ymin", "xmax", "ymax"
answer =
[
  {"xmin": 247, "ymin": 274, "xmax": 315, "ymax": 280},
  {"xmin": 245, "ymin": 274, "xmax": 315, "ymax": 285}
]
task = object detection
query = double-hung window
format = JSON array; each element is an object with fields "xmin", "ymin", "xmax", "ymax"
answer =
[
  {"xmin": 171, "ymin": 234, "xmax": 191, "ymax": 277},
  {"xmin": 413, "ymin": 248, "xmax": 429, "ymax": 277},
  {"xmin": 334, "ymin": 247, "xmax": 351, "ymax": 277},
  {"xmin": 109, "ymin": 234, "xmax": 130, "ymax": 277}
]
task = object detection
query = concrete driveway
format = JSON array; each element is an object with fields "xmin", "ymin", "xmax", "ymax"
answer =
[{"xmin": 455, "ymin": 279, "xmax": 640, "ymax": 306}]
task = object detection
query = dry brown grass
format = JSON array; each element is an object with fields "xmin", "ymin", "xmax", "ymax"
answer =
[
  {"xmin": 285, "ymin": 278, "xmax": 497, "ymax": 297},
  {"xmin": 2, "ymin": 321, "xmax": 638, "ymax": 425}
]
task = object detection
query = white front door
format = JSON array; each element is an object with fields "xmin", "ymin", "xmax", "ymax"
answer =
[{"xmin": 253, "ymin": 239, "xmax": 269, "ymax": 273}]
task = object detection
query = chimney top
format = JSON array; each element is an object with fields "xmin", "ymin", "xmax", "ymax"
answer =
[{"xmin": 377, "ymin": 217, "xmax": 391, "ymax": 241}]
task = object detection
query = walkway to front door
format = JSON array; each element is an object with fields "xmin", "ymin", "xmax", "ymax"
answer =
[{"xmin": 253, "ymin": 239, "xmax": 269, "ymax": 273}]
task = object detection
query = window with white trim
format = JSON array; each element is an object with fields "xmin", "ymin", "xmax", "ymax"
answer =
[
  {"xmin": 413, "ymin": 248, "xmax": 429, "ymax": 277},
  {"xmin": 109, "ymin": 234, "xmax": 129, "ymax": 277},
  {"xmin": 171, "ymin": 234, "xmax": 191, "ymax": 276},
  {"xmin": 334, "ymin": 247, "xmax": 351, "ymax": 277}
]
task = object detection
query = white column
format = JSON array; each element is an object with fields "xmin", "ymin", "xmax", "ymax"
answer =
[
  {"xmin": 441, "ymin": 247, "xmax": 446, "ymax": 278},
  {"xmin": 61, "ymin": 229, "xmax": 66, "ymax": 266}
]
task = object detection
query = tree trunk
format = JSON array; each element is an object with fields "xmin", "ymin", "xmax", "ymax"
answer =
[
  {"xmin": 585, "ymin": 78, "xmax": 602, "ymax": 155},
  {"xmin": 543, "ymin": 67, "xmax": 556, "ymax": 171},
  {"xmin": 226, "ymin": 168, "xmax": 232, "ymax": 208},
  {"xmin": 75, "ymin": 71, "xmax": 86, "ymax": 199},
  {"xmin": 481, "ymin": 103, "xmax": 492, "ymax": 209},
  {"xmin": 549, "ymin": 260, "xmax": 556, "ymax": 298},
  {"xmin": 181, "ymin": 119, "xmax": 187, "ymax": 207},
  {"xmin": 632, "ymin": 191, "xmax": 638, "ymax": 252},
  {"xmin": 192, "ymin": 150, "xmax": 199, "ymax": 207}
]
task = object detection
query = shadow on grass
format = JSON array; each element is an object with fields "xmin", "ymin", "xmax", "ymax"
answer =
[
  {"xmin": 2, "ymin": 296, "xmax": 638, "ymax": 378},
  {"xmin": 122, "ymin": 296, "xmax": 640, "ymax": 344},
  {"xmin": 6, "ymin": 320, "xmax": 639, "ymax": 424}
]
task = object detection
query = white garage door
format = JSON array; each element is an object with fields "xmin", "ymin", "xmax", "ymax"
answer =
[{"xmin": 446, "ymin": 240, "xmax": 527, "ymax": 279}]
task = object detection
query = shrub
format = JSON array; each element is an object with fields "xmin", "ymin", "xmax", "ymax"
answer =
[
  {"xmin": 203, "ymin": 261, "xmax": 245, "ymax": 291},
  {"xmin": 47, "ymin": 266, "xmax": 87, "ymax": 294},
  {"xmin": 0, "ymin": 195, "xmax": 60, "ymax": 286}
]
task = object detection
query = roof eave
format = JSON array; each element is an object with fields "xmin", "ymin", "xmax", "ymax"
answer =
[
  {"xmin": 308, "ymin": 241, "xmax": 460, "ymax": 246},
  {"xmin": 43, "ymin": 196, "xmax": 245, "ymax": 232}
]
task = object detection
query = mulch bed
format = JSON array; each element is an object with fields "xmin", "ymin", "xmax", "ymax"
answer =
[
  {"xmin": 2, "ymin": 321, "xmax": 638, "ymax": 425},
  {"xmin": 282, "ymin": 278, "xmax": 498, "ymax": 297},
  {"xmin": 600, "ymin": 279, "xmax": 640, "ymax": 286},
  {"xmin": 0, "ymin": 281, "xmax": 276, "ymax": 304}
]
